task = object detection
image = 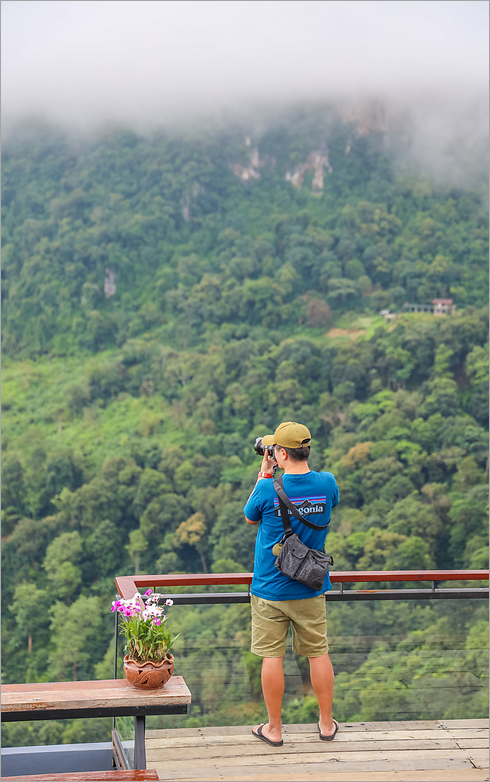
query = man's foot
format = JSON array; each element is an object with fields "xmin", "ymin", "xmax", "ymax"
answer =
[
  {"xmin": 252, "ymin": 722, "xmax": 283, "ymax": 747},
  {"xmin": 318, "ymin": 718, "xmax": 339, "ymax": 741}
]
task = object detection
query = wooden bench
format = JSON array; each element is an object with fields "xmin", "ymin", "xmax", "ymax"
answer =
[{"xmin": 1, "ymin": 677, "xmax": 191, "ymax": 772}]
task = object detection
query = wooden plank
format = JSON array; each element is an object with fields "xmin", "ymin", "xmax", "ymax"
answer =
[
  {"xmin": 470, "ymin": 755, "xmax": 490, "ymax": 770},
  {"xmin": 14, "ymin": 776, "xmax": 160, "ymax": 782},
  {"xmin": 146, "ymin": 727, "xmax": 209, "ymax": 738},
  {"xmin": 154, "ymin": 771, "xmax": 488, "ymax": 782},
  {"xmin": 456, "ymin": 739, "xmax": 490, "ymax": 749},
  {"xmin": 266, "ymin": 720, "xmax": 458, "ymax": 732},
  {"xmin": 331, "ymin": 720, "xmax": 447, "ymax": 732},
  {"xmin": 145, "ymin": 728, "xmax": 488, "ymax": 748},
  {"xmin": 146, "ymin": 738, "xmax": 206, "ymax": 751},
  {"xmin": 1, "ymin": 677, "xmax": 190, "ymax": 714},
  {"xmin": 151, "ymin": 757, "xmax": 484, "ymax": 780},
  {"xmin": 147, "ymin": 748, "xmax": 490, "ymax": 770},
  {"xmin": 146, "ymin": 738, "xmax": 468, "ymax": 762},
  {"xmin": 439, "ymin": 719, "xmax": 490, "ymax": 729},
  {"xmin": 145, "ymin": 720, "xmax": 443, "ymax": 739},
  {"xmin": 2, "ymin": 677, "xmax": 188, "ymax": 695}
]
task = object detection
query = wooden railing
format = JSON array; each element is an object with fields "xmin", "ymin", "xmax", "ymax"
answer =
[{"xmin": 116, "ymin": 570, "xmax": 489, "ymax": 603}]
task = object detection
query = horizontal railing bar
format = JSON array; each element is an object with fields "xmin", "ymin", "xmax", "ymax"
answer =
[
  {"xmin": 326, "ymin": 588, "xmax": 489, "ymax": 602},
  {"xmin": 1, "ymin": 705, "xmax": 188, "ymax": 722},
  {"xmin": 162, "ymin": 592, "xmax": 251, "ymax": 605},
  {"xmin": 116, "ymin": 570, "xmax": 489, "ymax": 599},
  {"xmin": 152, "ymin": 588, "xmax": 489, "ymax": 605}
]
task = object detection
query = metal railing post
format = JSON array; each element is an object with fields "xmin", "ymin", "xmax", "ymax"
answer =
[
  {"xmin": 113, "ymin": 599, "xmax": 118, "ymax": 736},
  {"xmin": 114, "ymin": 600, "xmax": 119, "ymax": 680},
  {"xmin": 134, "ymin": 715, "xmax": 146, "ymax": 769}
]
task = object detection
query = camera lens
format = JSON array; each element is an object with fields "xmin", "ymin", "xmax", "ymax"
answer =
[{"xmin": 254, "ymin": 437, "xmax": 265, "ymax": 456}]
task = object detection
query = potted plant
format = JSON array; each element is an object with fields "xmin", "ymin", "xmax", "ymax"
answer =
[{"xmin": 112, "ymin": 589, "xmax": 178, "ymax": 689}]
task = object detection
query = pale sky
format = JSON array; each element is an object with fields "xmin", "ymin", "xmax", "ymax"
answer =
[{"xmin": 2, "ymin": 0, "xmax": 488, "ymax": 128}]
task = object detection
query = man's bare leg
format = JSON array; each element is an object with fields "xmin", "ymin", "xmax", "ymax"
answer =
[
  {"xmin": 309, "ymin": 652, "xmax": 335, "ymax": 736},
  {"xmin": 252, "ymin": 656, "xmax": 284, "ymax": 743}
]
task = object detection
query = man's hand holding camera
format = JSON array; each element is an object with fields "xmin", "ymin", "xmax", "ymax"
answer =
[
  {"xmin": 245, "ymin": 438, "xmax": 277, "ymax": 521},
  {"xmin": 258, "ymin": 448, "xmax": 276, "ymax": 479},
  {"xmin": 254, "ymin": 437, "xmax": 276, "ymax": 481}
]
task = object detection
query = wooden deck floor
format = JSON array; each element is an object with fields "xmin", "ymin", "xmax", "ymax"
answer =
[{"xmin": 145, "ymin": 719, "xmax": 489, "ymax": 782}]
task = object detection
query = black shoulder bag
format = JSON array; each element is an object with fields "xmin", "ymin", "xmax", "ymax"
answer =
[{"xmin": 273, "ymin": 474, "xmax": 334, "ymax": 592}]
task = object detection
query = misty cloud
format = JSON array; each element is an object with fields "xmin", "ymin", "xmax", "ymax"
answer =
[
  {"xmin": 2, "ymin": 1, "xmax": 488, "ymax": 124},
  {"xmin": 2, "ymin": 1, "xmax": 488, "ymax": 186}
]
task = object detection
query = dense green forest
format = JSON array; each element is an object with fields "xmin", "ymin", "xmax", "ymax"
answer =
[{"xmin": 2, "ymin": 107, "xmax": 488, "ymax": 746}]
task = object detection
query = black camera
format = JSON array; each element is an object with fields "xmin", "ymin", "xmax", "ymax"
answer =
[{"xmin": 254, "ymin": 437, "xmax": 274, "ymax": 458}]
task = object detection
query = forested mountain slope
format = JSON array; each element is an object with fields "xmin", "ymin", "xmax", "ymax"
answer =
[
  {"xmin": 2, "ymin": 110, "xmax": 488, "ymax": 357},
  {"xmin": 2, "ymin": 109, "xmax": 488, "ymax": 744}
]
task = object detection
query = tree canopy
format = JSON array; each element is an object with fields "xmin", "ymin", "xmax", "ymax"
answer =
[{"xmin": 2, "ymin": 110, "xmax": 488, "ymax": 744}]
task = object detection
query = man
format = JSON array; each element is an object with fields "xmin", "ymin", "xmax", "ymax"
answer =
[{"xmin": 244, "ymin": 421, "xmax": 339, "ymax": 747}]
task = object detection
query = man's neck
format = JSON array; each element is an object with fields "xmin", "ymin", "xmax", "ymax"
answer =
[{"xmin": 283, "ymin": 463, "xmax": 310, "ymax": 475}]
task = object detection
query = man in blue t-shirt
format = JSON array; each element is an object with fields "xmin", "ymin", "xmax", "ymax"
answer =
[{"xmin": 244, "ymin": 422, "xmax": 339, "ymax": 747}]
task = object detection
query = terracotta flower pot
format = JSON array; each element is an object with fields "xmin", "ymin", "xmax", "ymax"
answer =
[{"xmin": 123, "ymin": 654, "xmax": 174, "ymax": 689}]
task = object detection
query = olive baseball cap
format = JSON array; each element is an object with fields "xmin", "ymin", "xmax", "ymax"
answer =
[{"xmin": 262, "ymin": 422, "xmax": 312, "ymax": 449}]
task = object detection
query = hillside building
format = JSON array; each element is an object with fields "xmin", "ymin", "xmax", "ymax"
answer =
[
  {"xmin": 381, "ymin": 299, "xmax": 456, "ymax": 321},
  {"xmin": 402, "ymin": 299, "xmax": 456, "ymax": 315}
]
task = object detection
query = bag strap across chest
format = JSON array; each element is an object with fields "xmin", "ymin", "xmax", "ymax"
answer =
[{"xmin": 273, "ymin": 474, "xmax": 330, "ymax": 533}]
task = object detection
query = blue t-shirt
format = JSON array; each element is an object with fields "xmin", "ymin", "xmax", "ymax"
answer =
[{"xmin": 244, "ymin": 471, "xmax": 339, "ymax": 601}]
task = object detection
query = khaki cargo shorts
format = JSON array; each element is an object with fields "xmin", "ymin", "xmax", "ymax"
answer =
[{"xmin": 251, "ymin": 594, "xmax": 328, "ymax": 658}]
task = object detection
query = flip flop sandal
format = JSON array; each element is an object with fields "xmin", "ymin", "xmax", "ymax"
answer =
[
  {"xmin": 252, "ymin": 723, "xmax": 284, "ymax": 747},
  {"xmin": 318, "ymin": 718, "xmax": 339, "ymax": 741}
]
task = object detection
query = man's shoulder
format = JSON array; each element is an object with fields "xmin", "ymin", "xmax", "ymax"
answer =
[
  {"xmin": 309, "ymin": 469, "xmax": 337, "ymax": 484},
  {"xmin": 307, "ymin": 470, "xmax": 338, "ymax": 497}
]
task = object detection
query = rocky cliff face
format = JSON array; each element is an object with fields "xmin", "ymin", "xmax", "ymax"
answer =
[
  {"xmin": 230, "ymin": 145, "xmax": 262, "ymax": 181},
  {"xmin": 339, "ymin": 100, "xmax": 388, "ymax": 136},
  {"xmin": 104, "ymin": 269, "xmax": 116, "ymax": 297},
  {"xmin": 286, "ymin": 148, "xmax": 333, "ymax": 193},
  {"xmin": 230, "ymin": 100, "xmax": 392, "ymax": 192}
]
